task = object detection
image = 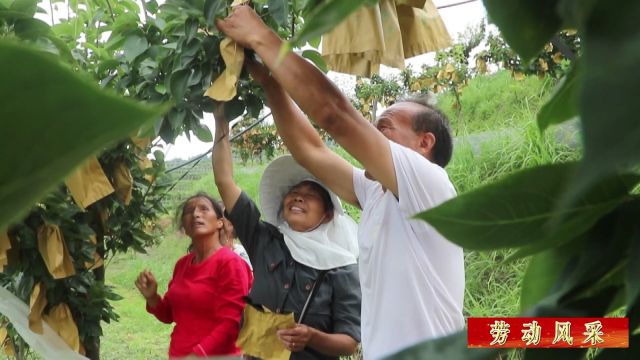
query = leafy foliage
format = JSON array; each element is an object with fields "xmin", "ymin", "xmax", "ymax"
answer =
[{"xmin": 408, "ymin": 0, "xmax": 640, "ymax": 358}]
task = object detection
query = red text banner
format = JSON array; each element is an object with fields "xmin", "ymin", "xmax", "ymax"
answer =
[{"xmin": 467, "ymin": 317, "xmax": 628, "ymax": 348}]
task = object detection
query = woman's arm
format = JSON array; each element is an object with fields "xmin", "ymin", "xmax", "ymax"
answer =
[
  {"xmin": 277, "ymin": 325, "xmax": 358, "ymax": 356},
  {"xmin": 212, "ymin": 104, "xmax": 242, "ymax": 212},
  {"xmin": 246, "ymin": 59, "xmax": 359, "ymax": 207},
  {"xmin": 135, "ymin": 269, "xmax": 174, "ymax": 324}
]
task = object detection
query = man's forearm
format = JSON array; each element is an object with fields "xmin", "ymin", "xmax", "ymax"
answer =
[
  {"xmin": 249, "ymin": 30, "xmax": 354, "ymax": 133},
  {"xmin": 260, "ymin": 75, "xmax": 325, "ymax": 162}
]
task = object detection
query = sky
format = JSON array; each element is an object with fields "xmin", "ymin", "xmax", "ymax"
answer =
[{"xmin": 163, "ymin": 0, "xmax": 488, "ymax": 160}]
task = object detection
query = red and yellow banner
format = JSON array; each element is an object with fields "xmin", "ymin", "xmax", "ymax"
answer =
[{"xmin": 468, "ymin": 317, "xmax": 628, "ymax": 348}]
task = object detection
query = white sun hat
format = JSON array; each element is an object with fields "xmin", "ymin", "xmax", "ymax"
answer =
[
  {"xmin": 259, "ymin": 155, "xmax": 358, "ymax": 270},
  {"xmin": 259, "ymin": 155, "xmax": 343, "ymax": 225}
]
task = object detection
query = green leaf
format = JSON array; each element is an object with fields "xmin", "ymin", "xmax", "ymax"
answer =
[
  {"xmin": 192, "ymin": 121, "xmax": 213, "ymax": 142},
  {"xmin": 204, "ymin": 0, "xmax": 225, "ymax": 27},
  {"xmin": 565, "ymin": 0, "xmax": 640, "ymax": 207},
  {"xmin": 224, "ymin": 97, "xmax": 246, "ymax": 121},
  {"xmin": 302, "ymin": 49, "xmax": 328, "ymax": 73},
  {"xmin": 416, "ymin": 162, "xmax": 639, "ymax": 252},
  {"xmin": 482, "ymin": 0, "xmax": 562, "ymax": 62},
  {"xmin": 167, "ymin": 108, "xmax": 186, "ymax": 130},
  {"xmin": 308, "ymin": 36, "xmax": 321, "ymax": 49},
  {"xmin": 386, "ymin": 330, "xmax": 500, "ymax": 360},
  {"xmin": 0, "ymin": 41, "xmax": 165, "ymax": 232},
  {"xmin": 519, "ymin": 241, "xmax": 576, "ymax": 313},
  {"xmin": 123, "ymin": 34, "xmax": 149, "ymax": 62},
  {"xmin": 537, "ymin": 62, "xmax": 581, "ymax": 131},
  {"xmin": 289, "ymin": 0, "xmax": 377, "ymax": 48},
  {"xmin": 553, "ymin": 215, "xmax": 629, "ymax": 298},
  {"xmin": 13, "ymin": 18, "xmax": 50, "ymax": 40},
  {"xmin": 625, "ymin": 199, "xmax": 640, "ymax": 330},
  {"xmin": 9, "ymin": 0, "xmax": 37, "ymax": 17},
  {"xmin": 244, "ymin": 93, "xmax": 263, "ymax": 119},
  {"xmin": 185, "ymin": 17, "xmax": 198, "ymax": 40},
  {"xmin": 268, "ymin": 0, "xmax": 289, "ymax": 26},
  {"xmin": 170, "ymin": 69, "xmax": 190, "ymax": 102}
]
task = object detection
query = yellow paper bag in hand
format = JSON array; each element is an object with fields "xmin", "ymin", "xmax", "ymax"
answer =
[
  {"xmin": 64, "ymin": 157, "xmax": 114, "ymax": 210},
  {"xmin": 0, "ymin": 231, "xmax": 11, "ymax": 272},
  {"xmin": 29, "ymin": 282, "xmax": 48, "ymax": 334},
  {"xmin": 206, "ymin": 38, "xmax": 245, "ymax": 101},
  {"xmin": 43, "ymin": 303, "xmax": 80, "ymax": 352},
  {"xmin": 37, "ymin": 224, "xmax": 76, "ymax": 279},
  {"xmin": 236, "ymin": 305, "xmax": 296, "ymax": 360},
  {"xmin": 112, "ymin": 161, "xmax": 133, "ymax": 205}
]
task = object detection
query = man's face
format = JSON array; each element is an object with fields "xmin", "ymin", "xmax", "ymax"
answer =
[{"xmin": 375, "ymin": 102, "xmax": 427, "ymax": 156}]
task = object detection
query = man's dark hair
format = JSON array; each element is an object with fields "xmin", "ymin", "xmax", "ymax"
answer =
[{"xmin": 396, "ymin": 94, "xmax": 453, "ymax": 168}]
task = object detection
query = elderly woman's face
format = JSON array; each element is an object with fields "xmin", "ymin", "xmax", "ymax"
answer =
[{"xmin": 282, "ymin": 182, "xmax": 329, "ymax": 232}]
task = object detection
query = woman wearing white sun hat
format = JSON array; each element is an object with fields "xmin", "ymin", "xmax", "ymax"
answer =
[{"xmin": 212, "ymin": 105, "xmax": 361, "ymax": 360}]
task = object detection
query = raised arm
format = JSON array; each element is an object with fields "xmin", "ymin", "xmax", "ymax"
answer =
[
  {"xmin": 217, "ymin": 6, "xmax": 399, "ymax": 196},
  {"xmin": 246, "ymin": 59, "xmax": 359, "ymax": 206},
  {"xmin": 212, "ymin": 104, "xmax": 242, "ymax": 212}
]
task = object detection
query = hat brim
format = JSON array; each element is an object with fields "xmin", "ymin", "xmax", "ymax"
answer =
[{"xmin": 259, "ymin": 155, "xmax": 344, "ymax": 225}]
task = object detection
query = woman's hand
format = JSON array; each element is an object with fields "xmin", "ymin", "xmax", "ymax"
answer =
[
  {"xmin": 134, "ymin": 269, "xmax": 159, "ymax": 305},
  {"xmin": 277, "ymin": 324, "xmax": 315, "ymax": 352}
]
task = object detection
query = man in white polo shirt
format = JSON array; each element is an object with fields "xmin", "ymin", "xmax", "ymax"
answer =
[{"xmin": 217, "ymin": 6, "xmax": 465, "ymax": 359}]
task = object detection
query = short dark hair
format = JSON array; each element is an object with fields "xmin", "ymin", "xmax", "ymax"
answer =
[
  {"xmin": 397, "ymin": 95, "xmax": 453, "ymax": 168},
  {"xmin": 175, "ymin": 192, "xmax": 224, "ymax": 232}
]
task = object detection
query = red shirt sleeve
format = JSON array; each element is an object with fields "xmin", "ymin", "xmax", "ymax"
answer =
[
  {"xmin": 192, "ymin": 255, "xmax": 251, "ymax": 356},
  {"xmin": 146, "ymin": 259, "xmax": 184, "ymax": 324}
]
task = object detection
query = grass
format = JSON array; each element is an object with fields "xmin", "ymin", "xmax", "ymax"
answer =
[
  {"xmin": 100, "ymin": 226, "xmax": 188, "ymax": 359},
  {"xmin": 99, "ymin": 71, "xmax": 580, "ymax": 359}
]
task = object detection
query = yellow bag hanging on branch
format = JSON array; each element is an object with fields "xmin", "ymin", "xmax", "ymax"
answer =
[
  {"xmin": 0, "ymin": 231, "xmax": 11, "ymax": 272},
  {"xmin": 137, "ymin": 156, "xmax": 155, "ymax": 183},
  {"xmin": 205, "ymin": 0, "xmax": 247, "ymax": 101},
  {"xmin": 84, "ymin": 235, "xmax": 103, "ymax": 270},
  {"xmin": 321, "ymin": 0, "xmax": 451, "ymax": 77},
  {"xmin": 37, "ymin": 223, "xmax": 76, "ymax": 279},
  {"xmin": 112, "ymin": 161, "xmax": 133, "ymax": 205},
  {"xmin": 236, "ymin": 305, "xmax": 296, "ymax": 360},
  {"xmin": 64, "ymin": 157, "xmax": 114, "ymax": 210},
  {"xmin": 43, "ymin": 303, "xmax": 80, "ymax": 353},
  {"xmin": 206, "ymin": 37, "xmax": 245, "ymax": 101},
  {"xmin": 29, "ymin": 282, "xmax": 48, "ymax": 334},
  {"xmin": 130, "ymin": 135, "xmax": 152, "ymax": 153},
  {"xmin": 2, "ymin": 335, "xmax": 15, "ymax": 357}
]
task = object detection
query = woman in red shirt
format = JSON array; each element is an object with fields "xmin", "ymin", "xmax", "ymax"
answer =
[{"xmin": 135, "ymin": 193, "xmax": 253, "ymax": 358}]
